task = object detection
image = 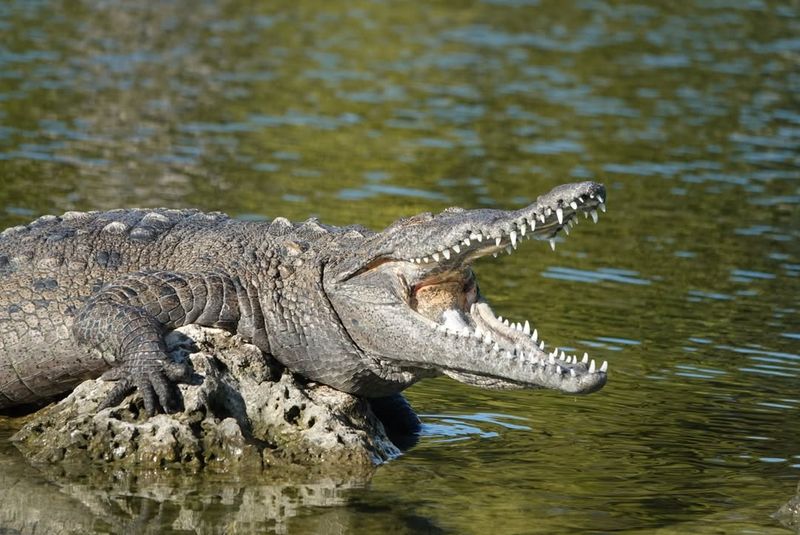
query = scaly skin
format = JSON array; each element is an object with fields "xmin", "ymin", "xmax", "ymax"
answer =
[{"xmin": 0, "ymin": 182, "xmax": 609, "ymax": 416}]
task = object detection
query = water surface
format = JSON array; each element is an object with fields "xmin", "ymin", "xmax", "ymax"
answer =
[{"xmin": 1, "ymin": 0, "xmax": 799, "ymax": 533}]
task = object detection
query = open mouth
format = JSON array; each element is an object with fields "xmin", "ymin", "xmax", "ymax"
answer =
[{"xmin": 402, "ymin": 183, "xmax": 608, "ymax": 393}]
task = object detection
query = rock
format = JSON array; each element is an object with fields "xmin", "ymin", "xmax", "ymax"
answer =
[
  {"xmin": 12, "ymin": 325, "xmax": 401, "ymax": 476},
  {"xmin": 775, "ymin": 482, "xmax": 800, "ymax": 533}
]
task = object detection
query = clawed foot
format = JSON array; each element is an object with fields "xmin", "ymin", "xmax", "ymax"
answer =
[{"xmin": 99, "ymin": 359, "xmax": 197, "ymax": 416}]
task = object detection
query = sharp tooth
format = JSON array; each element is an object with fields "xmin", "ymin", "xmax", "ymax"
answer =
[
  {"xmin": 600, "ymin": 203, "xmax": 607, "ymax": 213},
  {"xmin": 548, "ymin": 354, "xmax": 555, "ymax": 364},
  {"xmin": 530, "ymin": 220, "xmax": 536, "ymax": 231},
  {"xmin": 538, "ymin": 213, "xmax": 546, "ymax": 223},
  {"xmin": 570, "ymin": 369, "xmax": 576, "ymax": 377},
  {"xmin": 453, "ymin": 244, "xmax": 461, "ymax": 253},
  {"xmin": 523, "ymin": 320, "xmax": 530, "ymax": 335},
  {"xmin": 597, "ymin": 195, "xmax": 604, "ymax": 204},
  {"xmin": 563, "ymin": 225, "xmax": 570, "ymax": 236},
  {"xmin": 589, "ymin": 359, "xmax": 596, "ymax": 373},
  {"xmin": 539, "ymin": 340, "xmax": 544, "ymax": 349},
  {"xmin": 505, "ymin": 245, "xmax": 513, "ymax": 255},
  {"xmin": 545, "ymin": 207, "xmax": 552, "ymax": 216},
  {"xmin": 498, "ymin": 315, "xmax": 503, "ymax": 322},
  {"xmin": 495, "ymin": 236, "xmax": 502, "ymax": 246},
  {"xmin": 423, "ymin": 256, "xmax": 430, "ymax": 262},
  {"xmin": 532, "ymin": 328, "xmax": 538, "ymax": 342},
  {"xmin": 510, "ymin": 231, "xmax": 517, "ymax": 247},
  {"xmin": 475, "ymin": 233, "xmax": 483, "ymax": 242},
  {"xmin": 464, "ymin": 238, "xmax": 471, "ymax": 247},
  {"xmin": 443, "ymin": 249, "xmax": 451, "ymax": 260},
  {"xmin": 432, "ymin": 252, "xmax": 440, "ymax": 262},
  {"xmin": 493, "ymin": 252, "xmax": 498, "ymax": 258},
  {"xmin": 503, "ymin": 319, "xmax": 510, "ymax": 326},
  {"xmin": 560, "ymin": 351, "xmax": 566, "ymax": 360},
  {"xmin": 590, "ymin": 210, "xmax": 598, "ymax": 223},
  {"xmin": 549, "ymin": 239, "xmax": 556, "ymax": 251},
  {"xmin": 556, "ymin": 207, "xmax": 563, "ymax": 224},
  {"xmin": 520, "ymin": 224, "xmax": 526, "ymax": 236},
  {"xmin": 570, "ymin": 201, "xmax": 578, "ymax": 210},
  {"xmin": 583, "ymin": 211, "xmax": 588, "ymax": 219},
  {"xmin": 582, "ymin": 353, "xmax": 589, "ymax": 364},
  {"xmin": 600, "ymin": 360, "xmax": 608, "ymax": 372},
  {"xmin": 484, "ymin": 333, "xmax": 492, "ymax": 345},
  {"xmin": 414, "ymin": 258, "xmax": 420, "ymax": 263},
  {"xmin": 556, "ymin": 365, "xmax": 562, "ymax": 374}
]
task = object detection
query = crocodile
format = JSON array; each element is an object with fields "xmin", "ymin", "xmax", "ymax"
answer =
[{"xmin": 0, "ymin": 181, "xmax": 609, "ymax": 417}]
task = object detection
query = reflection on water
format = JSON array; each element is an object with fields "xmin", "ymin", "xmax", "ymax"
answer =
[
  {"xmin": 1, "ymin": 0, "xmax": 798, "ymax": 533},
  {"xmin": 0, "ymin": 426, "xmax": 370, "ymax": 535}
]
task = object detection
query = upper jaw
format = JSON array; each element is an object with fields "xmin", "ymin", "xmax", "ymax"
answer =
[
  {"xmin": 393, "ymin": 181, "xmax": 606, "ymax": 268},
  {"xmin": 333, "ymin": 181, "xmax": 605, "ymax": 283}
]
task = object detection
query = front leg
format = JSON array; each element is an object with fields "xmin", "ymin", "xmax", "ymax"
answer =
[{"xmin": 73, "ymin": 271, "xmax": 247, "ymax": 415}]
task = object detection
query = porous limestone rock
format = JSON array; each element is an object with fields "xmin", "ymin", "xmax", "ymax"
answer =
[
  {"xmin": 775, "ymin": 481, "xmax": 800, "ymax": 533},
  {"xmin": 12, "ymin": 325, "xmax": 400, "ymax": 475}
]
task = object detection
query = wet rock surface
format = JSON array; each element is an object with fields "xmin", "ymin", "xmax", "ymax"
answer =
[{"xmin": 12, "ymin": 325, "xmax": 401, "ymax": 476}]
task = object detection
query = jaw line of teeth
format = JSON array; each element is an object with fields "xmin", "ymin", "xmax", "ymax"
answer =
[
  {"xmin": 408, "ymin": 193, "xmax": 605, "ymax": 264},
  {"xmin": 432, "ymin": 302, "xmax": 608, "ymax": 378}
]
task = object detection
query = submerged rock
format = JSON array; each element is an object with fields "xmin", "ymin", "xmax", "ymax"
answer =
[{"xmin": 12, "ymin": 325, "xmax": 401, "ymax": 476}]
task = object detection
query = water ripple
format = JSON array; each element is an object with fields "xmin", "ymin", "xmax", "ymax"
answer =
[
  {"xmin": 420, "ymin": 413, "xmax": 532, "ymax": 443},
  {"xmin": 541, "ymin": 266, "xmax": 651, "ymax": 285}
]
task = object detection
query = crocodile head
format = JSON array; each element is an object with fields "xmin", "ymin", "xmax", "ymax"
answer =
[{"xmin": 325, "ymin": 181, "xmax": 608, "ymax": 396}]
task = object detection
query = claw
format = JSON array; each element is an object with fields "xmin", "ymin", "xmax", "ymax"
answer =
[
  {"xmin": 136, "ymin": 378, "xmax": 159, "ymax": 417},
  {"xmin": 97, "ymin": 378, "xmax": 135, "ymax": 411},
  {"xmin": 150, "ymin": 370, "xmax": 184, "ymax": 413}
]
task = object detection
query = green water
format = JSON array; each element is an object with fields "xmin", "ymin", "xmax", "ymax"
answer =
[{"xmin": 1, "ymin": 0, "xmax": 799, "ymax": 533}]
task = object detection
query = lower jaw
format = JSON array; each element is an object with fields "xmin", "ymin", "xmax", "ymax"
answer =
[
  {"xmin": 433, "ymin": 299, "xmax": 607, "ymax": 386},
  {"xmin": 440, "ymin": 300, "xmax": 540, "ymax": 356}
]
